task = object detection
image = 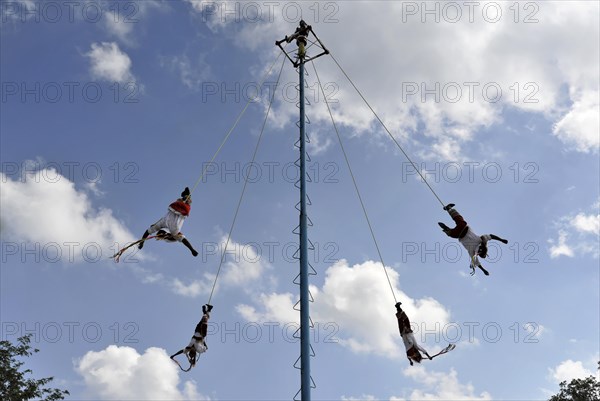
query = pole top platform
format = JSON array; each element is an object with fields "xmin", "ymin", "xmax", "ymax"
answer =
[{"xmin": 276, "ymin": 21, "xmax": 329, "ymax": 67}]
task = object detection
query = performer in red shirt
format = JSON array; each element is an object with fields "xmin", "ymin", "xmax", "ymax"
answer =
[
  {"xmin": 138, "ymin": 187, "xmax": 198, "ymax": 256},
  {"xmin": 438, "ymin": 203, "xmax": 508, "ymax": 276}
]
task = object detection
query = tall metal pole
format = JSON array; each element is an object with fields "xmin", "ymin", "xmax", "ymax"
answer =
[
  {"xmin": 297, "ymin": 39, "xmax": 311, "ymax": 401},
  {"xmin": 276, "ymin": 21, "xmax": 328, "ymax": 400}
]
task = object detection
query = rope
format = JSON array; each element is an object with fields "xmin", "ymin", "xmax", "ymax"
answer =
[
  {"xmin": 188, "ymin": 51, "xmax": 284, "ymax": 196},
  {"xmin": 111, "ymin": 233, "xmax": 170, "ymax": 263},
  {"xmin": 115, "ymin": 53, "xmax": 284, "ymax": 263},
  {"xmin": 311, "ymin": 61, "xmax": 397, "ymax": 304},
  {"xmin": 170, "ymin": 356, "xmax": 194, "ymax": 372},
  {"xmin": 328, "ymin": 53, "xmax": 445, "ymax": 208},
  {"xmin": 207, "ymin": 57, "xmax": 286, "ymax": 305}
]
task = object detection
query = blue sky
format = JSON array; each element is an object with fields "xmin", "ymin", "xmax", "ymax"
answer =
[{"xmin": 1, "ymin": 1, "xmax": 599, "ymax": 400}]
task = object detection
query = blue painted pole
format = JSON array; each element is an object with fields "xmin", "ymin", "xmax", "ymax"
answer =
[{"xmin": 298, "ymin": 51, "xmax": 311, "ymax": 401}]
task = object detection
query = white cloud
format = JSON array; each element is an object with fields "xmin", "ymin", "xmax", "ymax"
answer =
[
  {"xmin": 237, "ymin": 259, "xmax": 451, "ymax": 358},
  {"xmin": 0, "ymin": 166, "xmax": 138, "ymax": 264},
  {"xmin": 168, "ymin": 236, "xmax": 273, "ymax": 297},
  {"xmin": 170, "ymin": 276, "xmax": 214, "ymax": 298},
  {"xmin": 86, "ymin": 42, "xmax": 135, "ymax": 83},
  {"xmin": 341, "ymin": 395, "xmax": 377, "ymax": 401},
  {"xmin": 103, "ymin": 13, "xmax": 135, "ymax": 44},
  {"xmin": 307, "ymin": 128, "xmax": 334, "ymax": 155},
  {"xmin": 524, "ymin": 323, "xmax": 546, "ymax": 339},
  {"xmin": 184, "ymin": 0, "xmax": 238, "ymax": 30},
  {"xmin": 572, "ymin": 212, "xmax": 600, "ymax": 234},
  {"xmin": 553, "ymin": 90, "xmax": 600, "ymax": 153},
  {"xmin": 397, "ymin": 366, "xmax": 492, "ymax": 401},
  {"xmin": 236, "ymin": 292, "xmax": 298, "ymax": 324},
  {"xmin": 163, "ymin": 54, "xmax": 212, "ymax": 90},
  {"xmin": 549, "ymin": 230, "xmax": 575, "ymax": 258},
  {"xmin": 219, "ymin": 236, "xmax": 272, "ymax": 285},
  {"xmin": 101, "ymin": 0, "xmax": 166, "ymax": 45},
  {"xmin": 187, "ymin": 1, "xmax": 599, "ymax": 158},
  {"xmin": 85, "ymin": 181, "xmax": 105, "ymax": 197},
  {"xmin": 548, "ymin": 202, "xmax": 600, "ymax": 259},
  {"xmin": 549, "ymin": 359, "xmax": 598, "ymax": 384},
  {"xmin": 1, "ymin": 0, "xmax": 36, "ymax": 21},
  {"xmin": 75, "ymin": 345, "xmax": 208, "ymax": 400}
]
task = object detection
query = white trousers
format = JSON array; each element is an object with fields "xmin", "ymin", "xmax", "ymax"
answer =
[
  {"xmin": 148, "ymin": 211, "xmax": 186, "ymax": 241},
  {"xmin": 401, "ymin": 332, "xmax": 428, "ymax": 354}
]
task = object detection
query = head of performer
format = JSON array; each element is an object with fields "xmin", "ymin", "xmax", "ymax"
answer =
[
  {"xmin": 186, "ymin": 348, "xmax": 197, "ymax": 366},
  {"xmin": 407, "ymin": 347, "xmax": 423, "ymax": 363},
  {"xmin": 478, "ymin": 242, "xmax": 488, "ymax": 258},
  {"xmin": 181, "ymin": 187, "xmax": 192, "ymax": 205},
  {"xmin": 395, "ymin": 302, "xmax": 402, "ymax": 312}
]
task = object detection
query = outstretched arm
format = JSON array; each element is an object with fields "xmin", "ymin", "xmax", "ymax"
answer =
[
  {"xmin": 490, "ymin": 234, "xmax": 508, "ymax": 244},
  {"xmin": 477, "ymin": 264, "xmax": 490, "ymax": 276},
  {"xmin": 170, "ymin": 349, "xmax": 184, "ymax": 359}
]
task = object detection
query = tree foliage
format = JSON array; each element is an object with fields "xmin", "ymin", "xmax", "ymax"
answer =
[
  {"xmin": 549, "ymin": 370, "xmax": 600, "ymax": 401},
  {"xmin": 0, "ymin": 334, "xmax": 69, "ymax": 401}
]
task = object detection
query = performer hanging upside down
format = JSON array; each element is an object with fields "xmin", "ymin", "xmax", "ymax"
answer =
[
  {"xmin": 438, "ymin": 203, "xmax": 508, "ymax": 276},
  {"xmin": 138, "ymin": 187, "xmax": 198, "ymax": 256},
  {"xmin": 171, "ymin": 304, "xmax": 213, "ymax": 369},
  {"xmin": 395, "ymin": 302, "xmax": 432, "ymax": 365}
]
